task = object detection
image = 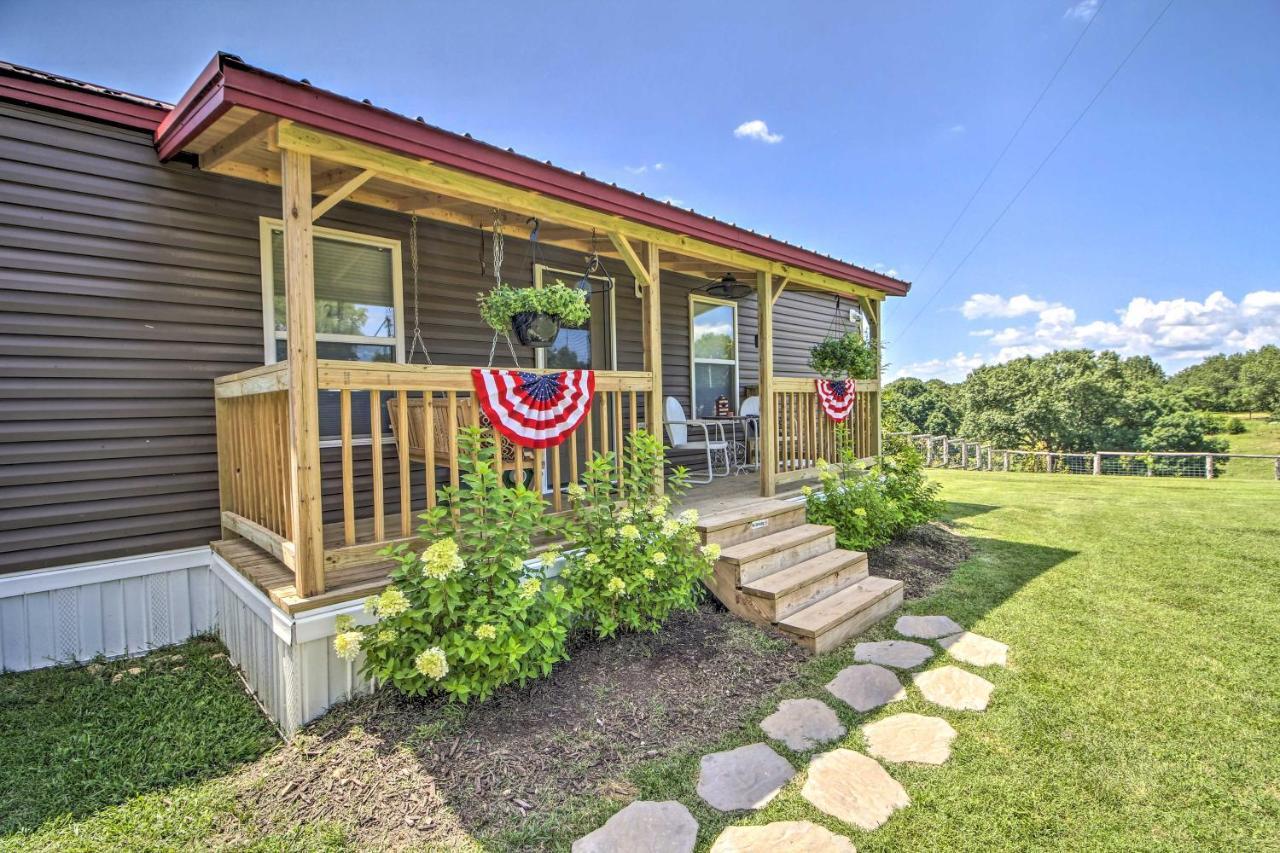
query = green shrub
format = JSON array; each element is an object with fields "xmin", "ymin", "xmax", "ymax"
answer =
[
  {"xmin": 808, "ymin": 332, "xmax": 877, "ymax": 380},
  {"xmin": 334, "ymin": 427, "xmax": 575, "ymax": 702},
  {"xmin": 560, "ymin": 431, "xmax": 715, "ymax": 638},
  {"xmin": 477, "ymin": 280, "xmax": 591, "ymax": 333},
  {"xmin": 1226, "ymin": 416, "xmax": 1247, "ymax": 434},
  {"xmin": 803, "ymin": 432, "xmax": 943, "ymax": 551}
]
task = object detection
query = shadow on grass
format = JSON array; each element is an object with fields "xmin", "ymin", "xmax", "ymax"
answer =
[
  {"xmin": 942, "ymin": 501, "xmax": 1000, "ymax": 522},
  {"xmin": 0, "ymin": 635, "xmax": 278, "ymax": 837}
]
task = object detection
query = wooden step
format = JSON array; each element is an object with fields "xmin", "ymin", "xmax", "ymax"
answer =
[
  {"xmin": 741, "ymin": 549, "xmax": 868, "ymax": 621},
  {"xmin": 719, "ymin": 523, "xmax": 836, "ymax": 585},
  {"xmin": 697, "ymin": 499, "xmax": 807, "ymax": 548},
  {"xmin": 779, "ymin": 576, "xmax": 904, "ymax": 654}
]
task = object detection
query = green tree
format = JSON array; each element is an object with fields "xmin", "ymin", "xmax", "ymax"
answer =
[
  {"xmin": 1237, "ymin": 345, "xmax": 1280, "ymax": 417},
  {"xmin": 883, "ymin": 377, "xmax": 961, "ymax": 435}
]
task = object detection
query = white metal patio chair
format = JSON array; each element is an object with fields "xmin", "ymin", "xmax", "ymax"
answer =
[{"xmin": 664, "ymin": 396, "xmax": 731, "ymax": 484}]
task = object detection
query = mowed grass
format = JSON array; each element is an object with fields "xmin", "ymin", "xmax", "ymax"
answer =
[
  {"xmin": 3, "ymin": 472, "xmax": 1278, "ymax": 851},
  {"xmin": 509, "ymin": 472, "xmax": 1280, "ymax": 851},
  {"xmin": 1216, "ymin": 412, "xmax": 1280, "ymax": 480}
]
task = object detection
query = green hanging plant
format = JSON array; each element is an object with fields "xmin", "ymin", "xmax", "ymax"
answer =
[
  {"xmin": 477, "ymin": 281, "xmax": 591, "ymax": 333},
  {"xmin": 808, "ymin": 332, "xmax": 877, "ymax": 380}
]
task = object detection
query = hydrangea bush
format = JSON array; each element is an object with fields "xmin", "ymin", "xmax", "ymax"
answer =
[
  {"xmin": 333, "ymin": 427, "xmax": 574, "ymax": 702},
  {"xmin": 560, "ymin": 431, "xmax": 717, "ymax": 637},
  {"xmin": 804, "ymin": 431, "xmax": 943, "ymax": 551}
]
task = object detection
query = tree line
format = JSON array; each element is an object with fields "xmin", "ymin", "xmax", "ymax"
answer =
[{"xmin": 884, "ymin": 346, "xmax": 1280, "ymax": 454}]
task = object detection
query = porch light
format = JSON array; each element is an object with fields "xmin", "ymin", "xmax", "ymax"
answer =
[{"xmin": 704, "ymin": 273, "xmax": 753, "ymax": 300}]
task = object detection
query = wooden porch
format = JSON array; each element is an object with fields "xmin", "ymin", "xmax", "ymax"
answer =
[{"xmin": 193, "ymin": 104, "xmax": 887, "ymax": 612}]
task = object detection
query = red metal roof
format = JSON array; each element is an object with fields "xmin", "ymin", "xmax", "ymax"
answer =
[
  {"xmin": 0, "ymin": 60, "xmax": 170, "ymax": 131},
  {"xmin": 6, "ymin": 52, "xmax": 909, "ymax": 296}
]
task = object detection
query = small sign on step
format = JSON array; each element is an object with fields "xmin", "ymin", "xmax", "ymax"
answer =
[{"xmin": 750, "ymin": 519, "xmax": 770, "ymax": 530}]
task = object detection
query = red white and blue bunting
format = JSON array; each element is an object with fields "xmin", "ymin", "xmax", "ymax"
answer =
[
  {"xmin": 815, "ymin": 378, "xmax": 857, "ymax": 422},
  {"xmin": 471, "ymin": 369, "xmax": 595, "ymax": 449}
]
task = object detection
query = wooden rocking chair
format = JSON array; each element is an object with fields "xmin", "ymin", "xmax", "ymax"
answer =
[{"xmin": 384, "ymin": 395, "xmax": 534, "ymax": 481}]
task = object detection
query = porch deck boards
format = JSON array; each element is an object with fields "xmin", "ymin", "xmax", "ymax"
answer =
[{"xmin": 212, "ymin": 473, "xmax": 814, "ymax": 617}]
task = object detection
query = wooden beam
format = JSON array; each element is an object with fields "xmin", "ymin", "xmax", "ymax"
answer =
[
  {"xmin": 275, "ymin": 121, "xmax": 885, "ymax": 301},
  {"xmin": 770, "ymin": 277, "xmax": 791, "ymax": 306},
  {"xmin": 607, "ymin": 232, "xmax": 655, "ymax": 290},
  {"xmin": 312, "ymin": 169, "xmax": 375, "ymax": 222},
  {"xmin": 757, "ymin": 270, "xmax": 776, "ymax": 497},
  {"xmin": 199, "ymin": 113, "xmax": 277, "ymax": 171},
  {"xmin": 644, "ymin": 241, "xmax": 664, "ymax": 493},
  {"xmin": 281, "ymin": 149, "xmax": 326, "ymax": 597},
  {"xmin": 312, "ymin": 166, "xmax": 363, "ymax": 194},
  {"xmin": 866, "ymin": 297, "xmax": 883, "ymax": 456}
]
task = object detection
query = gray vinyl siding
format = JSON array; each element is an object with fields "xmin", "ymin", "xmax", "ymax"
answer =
[{"xmin": 0, "ymin": 101, "xmax": 860, "ymax": 575}]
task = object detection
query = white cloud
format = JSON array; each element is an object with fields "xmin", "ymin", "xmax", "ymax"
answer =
[
  {"xmin": 734, "ymin": 119, "xmax": 783, "ymax": 144},
  {"xmin": 654, "ymin": 162, "xmax": 666, "ymax": 171},
  {"xmin": 1065, "ymin": 0, "xmax": 1099, "ymax": 21},
  {"xmin": 948, "ymin": 123, "xmax": 966, "ymax": 134},
  {"xmin": 890, "ymin": 352, "xmax": 985, "ymax": 383},
  {"xmin": 660, "ymin": 195, "xmax": 684, "ymax": 206},
  {"xmin": 961, "ymin": 293, "xmax": 1054, "ymax": 319},
  {"xmin": 897, "ymin": 288, "xmax": 1280, "ymax": 381},
  {"xmin": 950, "ymin": 288, "xmax": 1280, "ymax": 369},
  {"xmin": 624, "ymin": 161, "xmax": 666, "ymax": 175}
]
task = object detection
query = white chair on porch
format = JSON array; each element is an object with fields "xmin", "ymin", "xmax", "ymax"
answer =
[{"xmin": 664, "ymin": 396, "xmax": 731, "ymax": 484}]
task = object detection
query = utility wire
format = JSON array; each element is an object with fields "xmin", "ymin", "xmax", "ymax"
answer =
[
  {"xmin": 894, "ymin": 0, "xmax": 1176, "ymax": 342},
  {"xmin": 908, "ymin": 0, "xmax": 1109, "ymax": 286}
]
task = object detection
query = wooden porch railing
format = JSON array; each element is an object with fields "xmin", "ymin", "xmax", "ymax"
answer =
[
  {"xmin": 214, "ymin": 362, "xmax": 296, "ymax": 567},
  {"xmin": 215, "ymin": 360, "xmax": 656, "ymax": 594},
  {"xmin": 771, "ymin": 377, "xmax": 880, "ymax": 485}
]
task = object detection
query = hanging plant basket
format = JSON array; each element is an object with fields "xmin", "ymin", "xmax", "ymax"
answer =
[
  {"xmin": 477, "ymin": 281, "xmax": 591, "ymax": 348},
  {"xmin": 808, "ymin": 332, "xmax": 877, "ymax": 380},
  {"xmin": 511, "ymin": 311, "xmax": 561, "ymax": 347}
]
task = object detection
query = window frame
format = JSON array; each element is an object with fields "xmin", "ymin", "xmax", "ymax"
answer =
[
  {"xmin": 532, "ymin": 263, "xmax": 618, "ymax": 371},
  {"xmin": 688, "ymin": 293, "xmax": 740, "ymax": 418},
  {"xmin": 258, "ymin": 217, "xmax": 405, "ymax": 365}
]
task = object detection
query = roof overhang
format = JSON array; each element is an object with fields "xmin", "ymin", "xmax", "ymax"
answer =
[
  {"xmin": 156, "ymin": 53, "xmax": 909, "ymax": 298},
  {"xmin": 0, "ymin": 61, "xmax": 169, "ymax": 132}
]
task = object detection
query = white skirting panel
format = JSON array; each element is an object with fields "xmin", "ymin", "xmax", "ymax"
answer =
[
  {"xmin": 0, "ymin": 547, "xmax": 214, "ymax": 672},
  {"xmin": 208, "ymin": 552, "xmax": 374, "ymax": 735}
]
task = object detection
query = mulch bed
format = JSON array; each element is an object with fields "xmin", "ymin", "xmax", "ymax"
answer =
[
  {"xmin": 226, "ymin": 604, "xmax": 805, "ymax": 848},
  {"xmin": 868, "ymin": 520, "xmax": 972, "ymax": 600},
  {"xmin": 222, "ymin": 522, "xmax": 970, "ymax": 849}
]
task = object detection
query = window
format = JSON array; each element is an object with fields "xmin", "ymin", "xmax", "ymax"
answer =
[
  {"xmin": 259, "ymin": 218, "xmax": 404, "ymax": 364},
  {"xmin": 690, "ymin": 295, "xmax": 738, "ymax": 418},
  {"xmin": 534, "ymin": 265, "xmax": 617, "ymax": 371},
  {"xmin": 260, "ymin": 219, "xmax": 404, "ymax": 441}
]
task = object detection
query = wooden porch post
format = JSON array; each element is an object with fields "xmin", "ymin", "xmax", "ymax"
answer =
[
  {"xmin": 757, "ymin": 271, "xmax": 776, "ymax": 497},
  {"xmin": 643, "ymin": 242, "xmax": 664, "ymax": 493},
  {"xmin": 281, "ymin": 150, "xmax": 326, "ymax": 596},
  {"xmin": 867, "ymin": 297, "xmax": 883, "ymax": 457}
]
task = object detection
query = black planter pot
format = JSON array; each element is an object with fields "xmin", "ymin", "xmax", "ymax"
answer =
[{"xmin": 511, "ymin": 312, "xmax": 561, "ymax": 348}]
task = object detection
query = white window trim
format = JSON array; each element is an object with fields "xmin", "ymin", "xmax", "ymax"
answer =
[
  {"xmin": 532, "ymin": 264, "xmax": 618, "ymax": 370},
  {"xmin": 258, "ymin": 217, "xmax": 405, "ymax": 365},
  {"xmin": 689, "ymin": 293, "xmax": 740, "ymax": 417}
]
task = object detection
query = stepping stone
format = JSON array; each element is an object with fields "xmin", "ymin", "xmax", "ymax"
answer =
[
  {"xmin": 939, "ymin": 631, "xmax": 1009, "ymax": 667},
  {"xmin": 801, "ymin": 748, "xmax": 910, "ymax": 831},
  {"xmin": 914, "ymin": 665, "xmax": 995, "ymax": 711},
  {"xmin": 710, "ymin": 820, "xmax": 855, "ymax": 852},
  {"xmin": 572, "ymin": 800, "xmax": 698, "ymax": 853},
  {"xmin": 862, "ymin": 713, "xmax": 957, "ymax": 765},
  {"xmin": 854, "ymin": 640, "xmax": 934, "ymax": 669},
  {"xmin": 759, "ymin": 698, "xmax": 846, "ymax": 752},
  {"xmin": 894, "ymin": 614, "xmax": 963, "ymax": 639},
  {"xmin": 825, "ymin": 664, "xmax": 906, "ymax": 712},
  {"xmin": 697, "ymin": 743, "xmax": 795, "ymax": 811}
]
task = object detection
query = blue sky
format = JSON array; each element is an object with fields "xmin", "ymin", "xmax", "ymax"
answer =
[{"xmin": 4, "ymin": 0, "xmax": 1277, "ymax": 381}]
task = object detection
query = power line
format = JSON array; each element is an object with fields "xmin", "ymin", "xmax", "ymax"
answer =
[
  {"xmin": 908, "ymin": 0, "xmax": 1109, "ymax": 286},
  {"xmin": 894, "ymin": 0, "xmax": 1176, "ymax": 343}
]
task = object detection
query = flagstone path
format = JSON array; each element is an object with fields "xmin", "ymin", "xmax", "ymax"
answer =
[{"xmin": 573, "ymin": 615, "xmax": 1010, "ymax": 850}]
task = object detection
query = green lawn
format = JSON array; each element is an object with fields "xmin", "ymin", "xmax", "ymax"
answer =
[
  {"xmin": 1216, "ymin": 413, "xmax": 1280, "ymax": 480},
  {"xmin": 3, "ymin": 472, "xmax": 1278, "ymax": 851}
]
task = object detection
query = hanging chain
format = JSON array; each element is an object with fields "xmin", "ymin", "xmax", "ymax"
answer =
[
  {"xmin": 485, "ymin": 212, "xmax": 520, "ymax": 368},
  {"xmin": 406, "ymin": 214, "xmax": 432, "ymax": 364}
]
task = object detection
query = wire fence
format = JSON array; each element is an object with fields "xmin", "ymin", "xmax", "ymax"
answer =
[{"xmin": 889, "ymin": 433, "xmax": 1280, "ymax": 482}]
